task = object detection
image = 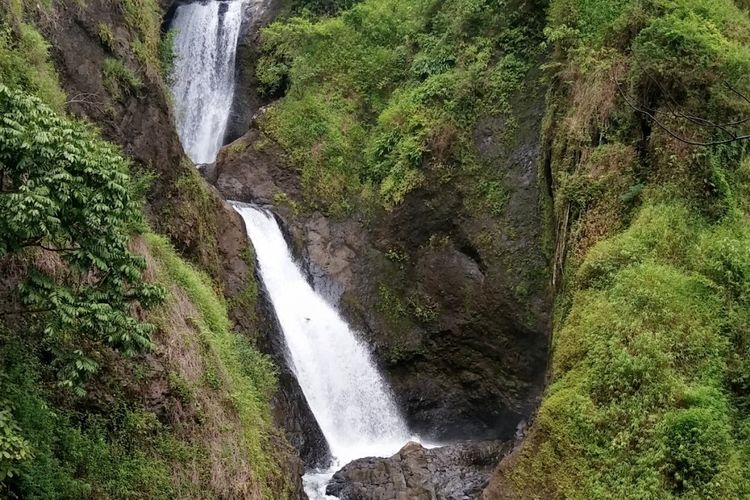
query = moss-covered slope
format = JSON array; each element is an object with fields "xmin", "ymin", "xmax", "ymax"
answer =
[
  {"xmin": 0, "ymin": 1, "xmax": 302, "ymax": 498},
  {"xmin": 489, "ymin": 0, "xmax": 750, "ymax": 498}
]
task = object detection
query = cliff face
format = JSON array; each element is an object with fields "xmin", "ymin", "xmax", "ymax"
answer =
[
  {"xmin": 484, "ymin": 0, "xmax": 750, "ymax": 498},
  {"xmin": 214, "ymin": 0, "xmax": 552, "ymax": 446},
  {"xmin": 0, "ymin": 1, "xmax": 306, "ymax": 497}
]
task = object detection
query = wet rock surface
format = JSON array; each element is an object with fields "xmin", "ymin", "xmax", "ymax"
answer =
[
  {"xmin": 215, "ymin": 73, "xmax": 551, "ymax": 447},
  {"xmin": 326, "ymin": 441, "xmax": 511, "ymax": 500},
  {"xmin": 225, "ymin": 0, "xmax": 283, "ymax": 143}
]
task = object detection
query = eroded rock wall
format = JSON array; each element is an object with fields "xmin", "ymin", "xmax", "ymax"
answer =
[{"xmin": 214, "ymin": 65, "xmax": 551, "ymax": 445}]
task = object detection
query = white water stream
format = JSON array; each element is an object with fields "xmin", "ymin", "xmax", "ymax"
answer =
[
  {"xmin": 170, "ymin": 0, "xmax": 244, "ymax": 164},
  {"xmin": 168, "ymin": 2, "xmax": 415, "ymax": 495},
  {"xmin": 233, "ymin": 204, "xmax": 412, "ymax": 498}
]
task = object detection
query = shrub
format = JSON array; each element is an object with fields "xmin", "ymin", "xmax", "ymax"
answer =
[
  {"xmin": 102, "ymin": 57, "xmax": 143, "ymax": 100},
  {"xmin": 0, "ymin": 23, "xmax": 65, "ymax": 111},
  {"xmin": 256, "ymin": 0, "xmax": 541, "ymax": 213},
  {"xmin": 0, "ymin": 86, "xmax": 164, "ymax": 391}
]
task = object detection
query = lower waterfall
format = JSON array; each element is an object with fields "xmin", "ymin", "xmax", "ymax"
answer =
[{"xmin": 232, "ymin": 203, "xmax": 412, "ymax": 498}]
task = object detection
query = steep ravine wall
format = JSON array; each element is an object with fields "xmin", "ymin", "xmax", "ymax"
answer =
[{"xmin": 16, "ymin": 0, "xmax": 309, "ymax": 496}]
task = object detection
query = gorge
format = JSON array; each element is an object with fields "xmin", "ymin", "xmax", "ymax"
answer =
[
  {"xmin": 168, "ymin": 0, "xmax": 541, "ymax": 497},
  {"xmin": 3, "ymin": 0, "xmax": 750, "ymax": 498},
  {"xmin": 232, "ymin": 203, "xmax": 412, "ymax": 497},
  {"xmin": 169, "ymin": 2, "xmax": 436, "ymax": 496}
]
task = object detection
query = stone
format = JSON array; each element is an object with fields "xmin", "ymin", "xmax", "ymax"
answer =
[{"xmin": 326, "ymin": 440, "xmax": 511, "ymax": 500}]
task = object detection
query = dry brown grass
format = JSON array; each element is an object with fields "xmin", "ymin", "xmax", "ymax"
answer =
[
  {"xmin": 132, "ymin": 236, "xmax": 265, "ymax": 500},
  {"xmin": 562, "ymin": 53, "xmax": 627, "ymax": 142}
]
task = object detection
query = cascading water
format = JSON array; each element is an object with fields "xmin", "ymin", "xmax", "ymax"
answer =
[
  {"xmin": 170, "ymin": 0, "xmax": 244, "ymax": 165},
  {"xmin": 168, "ymin": 3, "xmax": 414, "ymax": 495},
  {"xmin": 232, "ymin": 203, "xmax": 412, "ymax": 498}
]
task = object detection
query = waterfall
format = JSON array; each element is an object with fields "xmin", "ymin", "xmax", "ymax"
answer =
[
  {"xmin": 170, "ymin": 0, "xmax": 244, "ymax": 165},
  {"xmin": 167, "ymin": 2, "xmax": 413, "ymax": 495},
  {"xmin": 232, "ymin": 203, "xmax": 411, "ymax": 498}
]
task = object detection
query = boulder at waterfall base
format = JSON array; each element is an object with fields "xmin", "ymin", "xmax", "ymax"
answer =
[{"xmin": 326, "ymin": 441, "xmax": 511, "ymax": 500}]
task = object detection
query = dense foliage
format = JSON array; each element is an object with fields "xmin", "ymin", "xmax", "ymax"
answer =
[
  {"xmin": 257, "ymin": 0, "xmax": 544, "ymax": 214},
  {"xmin": 0, "ymin": 5, "xmax": 284, "ymax": 497},
  {"xmin": 0, "ymin": 20, "xmax": 65, "ymax": 111},
  {"xmin": 262, "ymin": 0, "xmax": 750, "ymax": 496},
  {"xmin": 0, "ymin": 86, "xmax": 164, "ymax": 390},
  {"xmin": 506, "ymin": 0, "xmax": 750, "ymax": 497}
]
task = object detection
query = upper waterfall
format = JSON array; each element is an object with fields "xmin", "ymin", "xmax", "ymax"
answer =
[
  {"xmin": 170, "ymin": 0, "xmax": 244, "ymax": 165},
  {"xmin": 232, "ymin": 204, "xmax": 411, "ymax": 468}
]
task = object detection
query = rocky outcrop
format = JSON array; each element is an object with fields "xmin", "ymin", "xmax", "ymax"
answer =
[
  {"xmin": 326, "ymin": 440, "xmax": 511, "ymax": 500},
  {"xmin": 225, "ymin": 0, "xmax": 283, "ymax": 143}
]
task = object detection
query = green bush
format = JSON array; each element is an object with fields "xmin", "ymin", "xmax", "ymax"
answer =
[
  {"xmin": 0, "ymin": 340, "xmax": 173, "ymax": 499},
  {"xmin": 0, "ymin": 23, "xmax": 66, "ymax": 111},
  {"xmin": 0, "ymin": 404, "xmax": 30, "ymax": 482},
  {"xmin": 103, "ymin": 57, "xmax": 143, "ymax": 100},
  {"xmin": 514, "ymin": 197, "xmax": 750, "ymax": 496},
  {"xmin": 256, "ymin": 0, "xmax": 541, "ymax": 213},
  {"xmin": 0, "ymin": 86, "xmax": 164, "ymax": 391}
]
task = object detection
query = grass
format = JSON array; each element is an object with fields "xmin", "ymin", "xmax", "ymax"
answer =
[
  {"xmin": 145, "ymin": 233, "xmax": 280, "ymax": 499},
  {"xmin": 255, "ymin": 0, "xmax": 543, "ymax": 214},
  {"xmin": 103, "ymin": 57, "xmax": 143, "ymax": 99},
  {"xmin": 505, "ymin": 0, "xmax": 750, "ymax": 497},
  {"xmin": 119, "ymin": 0, "xmax": 163, "ymax": 78},
  {"xmin": 0, "ymin": 22, "xmax": 65, "ymax": 111}
]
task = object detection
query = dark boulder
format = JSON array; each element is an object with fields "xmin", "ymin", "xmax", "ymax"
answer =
[{"xmin": 326, "ymin": 440, "xmax": 511, "ymax": 500}]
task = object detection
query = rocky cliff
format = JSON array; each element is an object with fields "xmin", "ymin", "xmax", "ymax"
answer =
[
  {"xmin": 0, "ymin": 0, "xmax": 308, "ymax": 497},
  {"xmin": 215, "ymin": 0, "xmax": 552, "ymax": 454}
]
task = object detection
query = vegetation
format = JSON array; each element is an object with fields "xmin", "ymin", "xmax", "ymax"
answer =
[
  {"xmin": 506, "ymin": 0, "xmax": 750, "ymax": 497},
  {"xmin": 0, "ymin": 9, "xmax": 285, "ymax": 498},
  {"xmin": 4, "ymin": 0, "xmax": 750, "ymax": 497},
  {"xmin": 0, "ymin": 85, "xmax": 162, "ymax": 390},
  {"xmin": 0, "ymin": 82, "xmax": 170, "ymax": 496},
  {"xmin": 0, "ymin": 22, "xmax": 65, "ymax": 112},
  {"xmin": 254, "ymin": 0, "xmax": 750, "ymax": 496},
  {"xmin": 120, "ymin": 0, "xmax": 164, "ymax": 79},
  {"xmin": 256, "ymin": 0, "xmax": 544, "ymax": 214},
  {"xmin": 147, "ymin": 233, "xmax": 283, "ymax": 499},
  {"xmin": 103, "ymin": 57, "xmax": 144, "ymax": 100},
  {"xmin": 146, "ymin": 234, "xmax": 278, "ymax": 484}
]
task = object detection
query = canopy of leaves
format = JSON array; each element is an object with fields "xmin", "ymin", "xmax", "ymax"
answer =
[{"xmin": 0, "ymin": 86, "xmax": 164, "ymax": 393}]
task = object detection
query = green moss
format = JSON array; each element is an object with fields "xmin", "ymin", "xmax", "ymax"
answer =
[
  {"xmin": 230, "ymin": 245, "xmax": 260, "ymax": 327},
  {"xmin": 120, "ymin": 0, "xmax": 162, "ymax": 77},
  {"xmin": 507, "ymin": 0, "xmax": 750, "ymax": 496},
  {"xmin": 514, "ymin": 202, "xmax": 750, "ymax": 497},
  {"xmin": 167, "ymin": 168, "xmax": 222, "ymax": 280},
  {"xmin": 376, "ymin": 284, "xmax": 409, "ymax": 320},
  {"xmin": 103, "ymin": 57, "xmax": 143, "ymax": 100}
]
